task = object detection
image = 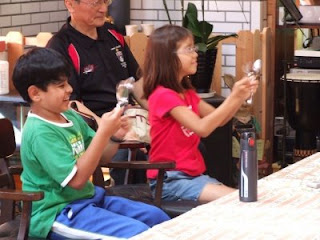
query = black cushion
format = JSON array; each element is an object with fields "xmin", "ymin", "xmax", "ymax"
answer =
[
  {"xmin": 106, "ymin": 184, "xmax": 201, "ymax": 218},
  {"xmin": 106, "ymin": 184, "xmax": 154, "ymax": 204},
  {"xmin": 160, "ymin": 200, "xmax": 201, "ymax": 218}
]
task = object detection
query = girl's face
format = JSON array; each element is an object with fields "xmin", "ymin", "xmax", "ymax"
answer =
[{"xmin": 175, "ymin": 37, "xmax": 198, "ymax": 81}]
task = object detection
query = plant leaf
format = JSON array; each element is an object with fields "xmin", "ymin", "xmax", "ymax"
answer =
[
  {"xmin": 196, "ymin": 42, "xmax": 207, "ymax": 52},
  {"xmin": 207, "ymin": 34, "xmax": 238, "ymax": 49},
  {"xmin": 199, "ymin": 21, "xmax": 213, "ymax": 44},
  {"xmin": 180, "ymin": 1, "xmax": 237, "ymax": 52},
  {"xmin": 183, "ymin": 3, "xmax": 198, "ymax": 28},
  {"xmin": 185, "ymin": 13, "xmax": 202, "ymax": 38}
]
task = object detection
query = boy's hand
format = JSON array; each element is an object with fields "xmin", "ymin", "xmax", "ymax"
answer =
[
  {"xmin": 113, "ymin": 115, "xmax": 131, "ymax": 140},
  {"xmin": 99, "ymin": 107, "xmax": 124, "ymax": 137}
]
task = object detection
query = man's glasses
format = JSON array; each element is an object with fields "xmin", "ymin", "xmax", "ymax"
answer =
[
  {"xmin": 175, "ymin": 46, "xmax": 199, "ymax": 55},
  {"xmin": 78, "ymin": 0, "xmax": 112, "ymax": 8}
]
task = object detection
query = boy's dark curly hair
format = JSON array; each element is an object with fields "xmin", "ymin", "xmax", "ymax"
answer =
[{"xmin": 12, "ymin": 47, "xmax": 71, "ymax": 103}]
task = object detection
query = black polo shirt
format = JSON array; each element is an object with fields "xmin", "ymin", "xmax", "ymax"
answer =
[{"xmin": 47, "ymin": 17, "xmax": 139, "ymax": 116}]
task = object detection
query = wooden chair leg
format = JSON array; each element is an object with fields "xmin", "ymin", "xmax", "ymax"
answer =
[
  {"xmin": 154, "ymin": 169, "xmax": 165, "ymax": 207},
  {"xmin": 127, "ymin": 148, "xmax": 138, "ymax": 184},
  {"xmin": 18, "ymin": 201, "xmax": 32, "ymax": 240}
]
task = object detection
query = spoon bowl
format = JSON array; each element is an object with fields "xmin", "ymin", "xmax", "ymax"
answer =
[
  {"xmin": 116, "ymin": 77, "xmax": 135, "ymax": 108},
  {"xmin": 252, "ymin": 59, "xmax": 261, "ymax": 74},
  {"xmin": 246, "ymin": 59, "xmax": 261, "ymax": 104}
]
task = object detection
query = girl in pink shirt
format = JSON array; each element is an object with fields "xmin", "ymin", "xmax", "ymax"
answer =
[{"xmin": 143, "ymin": 25, "xmax": 259, "ymax": 203}]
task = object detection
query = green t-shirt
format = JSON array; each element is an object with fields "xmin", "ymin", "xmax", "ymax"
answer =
[{"xmin": 20, "ymin": 109, "xmax": 96, "ymax": 238}]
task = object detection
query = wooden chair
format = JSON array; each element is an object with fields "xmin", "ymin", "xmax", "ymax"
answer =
[{"xmin": 0, "ymin": 118, "xmax": 43, "ymax": 239}]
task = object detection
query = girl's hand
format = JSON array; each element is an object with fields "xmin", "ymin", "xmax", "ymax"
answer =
[{"xmin": 231, "ymin": 76, "xmax": 259, "ymax": 101}]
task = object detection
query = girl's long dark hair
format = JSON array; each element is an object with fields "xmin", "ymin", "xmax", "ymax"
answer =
[{"xmin": 142, "ymin": 25, "xmax": 194, "ymax": 99}]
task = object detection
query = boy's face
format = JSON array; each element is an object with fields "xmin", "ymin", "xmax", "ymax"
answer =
[{"xmin": 30, "ymin": 77, "xmax": 73, "ymax": 119}]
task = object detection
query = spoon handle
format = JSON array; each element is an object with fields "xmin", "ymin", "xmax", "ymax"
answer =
[
  {"xmin": 246, "ymin": 72, "xmax": 254, "ymax": 104},
  {"xmin": 246, "ymin": 93, "xmax": 253, "ymax": 104}
]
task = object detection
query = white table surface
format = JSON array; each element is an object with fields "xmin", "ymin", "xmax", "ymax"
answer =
[{"xmin": 131, "ymin": 152, "xmax": 320, "ymax": 240}]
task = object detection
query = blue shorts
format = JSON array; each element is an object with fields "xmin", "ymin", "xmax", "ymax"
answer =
[
  {"xmin": 149, "ymin": 171, "xmax": 221, "ymax": 201},
  {"xmin": 48, "ymin": 186, "xmax": 169, "ymax": 239}
]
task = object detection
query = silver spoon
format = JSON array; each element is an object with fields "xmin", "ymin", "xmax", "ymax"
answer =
[
  {"xmin": 116, "ymin": 77, "xmax": 135, "ymax": 108},
  {"xmin": 246, "ymin": 59, "xmax": 261, "ymax": 104}
]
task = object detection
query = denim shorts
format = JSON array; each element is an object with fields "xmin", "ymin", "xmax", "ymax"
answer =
[{"xmin": 149, "ymin": 171, "xmax": 221, "ymax": 201}]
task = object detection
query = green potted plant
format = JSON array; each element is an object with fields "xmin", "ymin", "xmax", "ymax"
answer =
[{"xmin": 163, "ymin": 0, "xmax": 237, "ymax": 93}]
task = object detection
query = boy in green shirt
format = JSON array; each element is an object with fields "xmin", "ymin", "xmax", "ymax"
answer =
[{"xmin": 13, "ymin": 47, "xmax": 169, "ymax": 239}]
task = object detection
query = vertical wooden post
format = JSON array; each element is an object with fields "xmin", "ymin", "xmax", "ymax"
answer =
[
  {"xmin": 252, "ymin": 29, "xmax": 263, "ymax": 132},
  {"xmin": 212, "ymin": 42, "xmax": 222, "ymax": 95},
  {"xmin": 236, "ymin": 30, "xmax": 254, "ymax": 80},
  {"xmin": 261, "ymin": 27, "xmax": 273, "ymax": 173}
]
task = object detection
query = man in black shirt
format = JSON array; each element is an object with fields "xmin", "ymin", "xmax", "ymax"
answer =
[{"xmin": 47, "ymin": 0, "xmax": 147, "ymax": 184}]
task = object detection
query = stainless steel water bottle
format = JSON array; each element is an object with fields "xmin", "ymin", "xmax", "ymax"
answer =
[{"xmin": 238, "ymin": 125, "xmax": 258, "ymax": 202}]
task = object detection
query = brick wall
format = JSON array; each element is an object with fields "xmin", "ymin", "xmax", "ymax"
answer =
[
  {"xmin": 0, "ymin": 0, "xmax": 267, "ymax": 36},
  {"xmin": 0, "ymin": 0, "xmax": 67, "ymax": 37},
  {"xmin": 0, "ymin": 0, "xmax": 267, "ymax": 95},
  {"xmin": 130, "ymin": 0, "xmax": 266, "ymax": 32}
]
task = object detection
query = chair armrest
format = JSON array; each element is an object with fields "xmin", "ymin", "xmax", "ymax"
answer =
[
  {"xmin": 119, "ymin": 140, "xmax": 145, "ymax": 149},
  {"xmin": 103, "ymin": 161, "xmax": 175, "ymax": 170},
  {"xmin": 8, "ymin": 165, "xmax": 23, "ymax": 175},
  {"xmin": 103, "ymin": 161, "xmax": 175, "ymax": 207},
  {"xmin": 0, "ymin": 189, "xmax": 43, "ymax": 201},
  {"xmin": 0, "ymin": 189, "xmax": 43, "ymax": 239}
]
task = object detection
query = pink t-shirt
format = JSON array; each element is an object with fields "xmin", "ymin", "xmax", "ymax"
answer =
[{"xmin": 147, "ymin": 86, "xmax": 206, "ymax": 179}]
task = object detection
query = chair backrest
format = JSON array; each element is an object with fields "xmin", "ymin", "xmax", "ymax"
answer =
[
  {"xmin": 0, "ymin": 118, "xmax": 16, "ymax": 160},
  {"xmin": 0, "ymin": 118, "xmax": 44, "ymax": 238},
  {"xmin": 0, "ymin": 118, "xmax": 17, "ymax": 224},
  {"xmin": 70, "ymin": 102, "xmax": 98, "ymax": 131}
]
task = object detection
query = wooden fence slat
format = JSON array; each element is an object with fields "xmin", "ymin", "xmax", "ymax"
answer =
[
  {"xmin": 124, "ymin": 36, "xmax": 130, "ymax": 47},
  {"xmin": 128, "ymin": 33, "xmax": 148, "ymax": 68},
  {"xmin": 212, "ymin": 37, "xmax": 237, "ymax": 94},
  {"xmin": 212, "ymin": 42, "xmax": 222, "ymax": 94},
  {"xmin": 236, "ymin": 30, "xmax": 254, "ymax": 80},
  {"xmin": 252, "ymin": 29, "xmax": 263, "ymax": 135},
  {"xmin": 36, "ymin": 32, "xmax": 53, "ymax": 47}
]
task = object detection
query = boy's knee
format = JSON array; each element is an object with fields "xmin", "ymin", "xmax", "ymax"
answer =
[
  {"xmin": 147, "ymin": 206, "xmax": 170, "ymax": 226},
  {"xmin": 128, "ymin": 222, "xmax": 150, "ymax": 237}
]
